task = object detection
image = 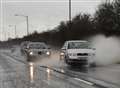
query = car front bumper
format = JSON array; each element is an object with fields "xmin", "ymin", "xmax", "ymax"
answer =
[{"xmin": 66, "ymin": 57, "xmax": 89, "ymax": 65}]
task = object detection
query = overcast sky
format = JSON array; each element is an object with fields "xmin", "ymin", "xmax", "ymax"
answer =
[{"xmin": 0, "ymin": 0, "xmax": 112, "ymax": 40}]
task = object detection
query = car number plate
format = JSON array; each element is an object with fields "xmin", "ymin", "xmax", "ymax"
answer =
[{"xmin": 78, "ymin": 57, "xmax": 86, "ymax": 60}]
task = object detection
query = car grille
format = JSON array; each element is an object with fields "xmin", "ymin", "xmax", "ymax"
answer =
[{"xmin": 77, "ymin": 53, "xmax": 88, "ymax": 56}]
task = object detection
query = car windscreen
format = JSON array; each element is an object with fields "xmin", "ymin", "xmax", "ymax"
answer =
[
  {"xmin": 68, "ymin": 42, "xmax": 91, "ymax": 49},
  {"xmin": 29, "ymin": 43, "xmax": 46, "ymax": 49}
]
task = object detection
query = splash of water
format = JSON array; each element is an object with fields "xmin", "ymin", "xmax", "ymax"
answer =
[{"xmin": 90, "ymin": 35, "xmax": 120, "ymax": 65}]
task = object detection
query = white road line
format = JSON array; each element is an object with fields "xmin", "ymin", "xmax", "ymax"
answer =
[{"xmin": 74, "ymin": 78, "xmax": 94, "ymax": 86}]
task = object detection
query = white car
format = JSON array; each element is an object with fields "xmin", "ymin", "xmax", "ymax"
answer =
[
  {"xmin": 60, "ymin": 40, "xmax": 95, "ymax": 66},
  {"xmin": 21, "ymin": 42, "xmax": 51, "ymax": 58}
]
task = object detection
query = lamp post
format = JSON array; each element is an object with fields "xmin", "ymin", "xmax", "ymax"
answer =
[
  {"xmin": 15, "ymin": 14, "xmax": 29, "ymax": 35},
  {"xmin": 69, "ymin": 0, "xmax": 72, "ymax": 22},
  {"xmin": 9, "ymin": 25, "xmax": 17, "ymax": 38},
  {"xmin": 68, "ymin": 0, "xmax": 72, "ymax": 32}
]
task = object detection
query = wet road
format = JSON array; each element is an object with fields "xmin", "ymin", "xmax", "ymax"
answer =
[
  {"xmin": 0, "ymin": 49, "xmax": 120, "ymax": 88},
  {"xmin": 0, "ymin": 50, "xmax": 97, "ymax": 88},
  {"xmin": 0, "ymin": 51, "xmax": 99, "ymax": 88},
  {"xmin": 57, "ymin": 63, "xmax": 120, "ymax": 85}
]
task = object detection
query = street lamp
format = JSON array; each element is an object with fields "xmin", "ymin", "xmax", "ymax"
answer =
[
  {"xmin": 15, "ymin": 14, "xmax": 29, "ymax": 35},
  {"xmin": 9, "ymin": 24, "xmax": 17, "ymax": 38}
]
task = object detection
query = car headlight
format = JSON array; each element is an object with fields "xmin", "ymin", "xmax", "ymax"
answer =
[
  {"xmin": 46, "ymin": 51, "xmax": 50, "ymax": 55},
  {"xmin": 73, "ymin": 53, "xmax": 77, "ymax": 56},
  {"xmin": 29, "ymin": 51, "xmax": 33, "ymax": 55},
  {"xmin": 68, "ymin": 53, "xmax": 77, "ymax": 56},
  {"xmin": 68, "ymin": 53, "xmax": 72, "ymax": 56},
  {"xmin": 60, "ymin": 52, "xmax": 65, "ymax": 56}
]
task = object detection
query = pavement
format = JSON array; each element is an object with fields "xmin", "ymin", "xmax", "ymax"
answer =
[{"xmin": 0, "ymin": 49, "xmax": 120, "ymax": 88}]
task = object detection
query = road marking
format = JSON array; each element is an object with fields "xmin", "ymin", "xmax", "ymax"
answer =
[{"xmin": 74, "ymin": 78, "xmax": 94, "ymax": 86}]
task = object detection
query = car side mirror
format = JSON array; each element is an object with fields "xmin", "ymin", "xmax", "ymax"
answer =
[{"xmin": 61, "ymin": 48, "xmax": 66, "ymax": 50}]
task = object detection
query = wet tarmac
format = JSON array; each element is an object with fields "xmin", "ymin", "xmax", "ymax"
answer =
[{"xmin": 0, "ymin": 50, "xmax": 120, "ymax": 88}]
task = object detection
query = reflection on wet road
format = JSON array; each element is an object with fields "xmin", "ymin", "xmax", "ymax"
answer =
[
  {"xmin": 0, "ymin": 50, "xmax": 120, "ymax": 88},
  {"xmin": 46, "ymin": 68, "xmax": 51, "ymax": 81},
  {"xmin": 26, "ymin": 63, "xmax": 120, "ymax": 88},
  {"xmin": 16, "ymin": 51, "xmax": 120, "ymax": 88},
  {"xmin": 29, "ymin": 62, "xmax": 34, "ymax": 82},
  {"xmin": 25, "ymin": 61, "xmax": 104, "ymax": 88},
  {"xmin": 29, "ymin": 65, "xmax": 96, "ymax": 88}
]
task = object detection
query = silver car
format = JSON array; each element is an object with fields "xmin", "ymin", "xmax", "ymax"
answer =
[{"xmin": 26, "ymin": 42, "xmax": 51, "ymax": 57}]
